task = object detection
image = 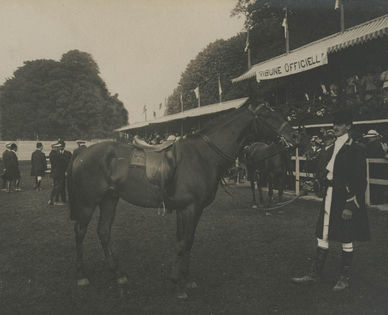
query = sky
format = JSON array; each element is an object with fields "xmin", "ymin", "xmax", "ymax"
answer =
[{"xmin": 0, "ymin": 0, "xmax": 245, "ymax": 124}]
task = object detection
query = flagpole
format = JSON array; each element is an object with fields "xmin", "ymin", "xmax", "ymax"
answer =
[
  {"xmin": 218, "ymin": 73, "xmax": 222, "ymax": 103},
  {"xmin": 340, "ymin": 2, "xmax": 345, "ymax": 33},
  {"xmin": 247, "ymin": 30, "xmax": 251, "ymax": 69},
  {"xmin": 284, "ymin": 7, "xmax": 289, "ymax": 54}
]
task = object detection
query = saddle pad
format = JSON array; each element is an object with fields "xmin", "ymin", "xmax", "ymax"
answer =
[{"xmin": 130, "ymin": 149, "xmax": 146, "ymax": 167}]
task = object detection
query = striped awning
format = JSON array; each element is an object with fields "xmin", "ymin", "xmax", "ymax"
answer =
[
  {"xmin": 233, "ymin": 14, "xmax": 388, "ymax": 83},
  {"xmin": 115, "ymin": 97, "xmax": 249, "ymax": 132}
]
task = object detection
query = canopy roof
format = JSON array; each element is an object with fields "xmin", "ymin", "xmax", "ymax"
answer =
[
  {"xmin": 115, "ymin": 97, "xmax": 249, "ymax": 132},
  {"xmin": 233, "ymin": 14, "xmax": 388, "ymax": 83}
]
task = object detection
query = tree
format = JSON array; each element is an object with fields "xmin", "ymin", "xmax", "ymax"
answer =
[
  {"xmin": 0, "ymin": 50, "xmax": 128, "ymax": 140},
  {"xmin": 166, "ymin": 34, "xmax": 250, "ymax": 115}
]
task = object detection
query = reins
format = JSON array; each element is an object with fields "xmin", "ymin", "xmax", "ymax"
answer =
[{"xmin": 198, "ymin": 134, "xmax": 235, "ymax": 163}]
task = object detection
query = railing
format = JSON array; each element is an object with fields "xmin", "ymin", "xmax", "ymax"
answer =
[
  {"xmin": 365, "ymin": 158, "xmax": 388, "ymax": 205},
  {"xmin": 291, "ymin": 149, "xmax": 388, "ymax": 206}
]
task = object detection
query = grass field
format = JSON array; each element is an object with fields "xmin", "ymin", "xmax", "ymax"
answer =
[{"xmin": 1, "ymin": 162, "xmax": 388, "ymax": 314}]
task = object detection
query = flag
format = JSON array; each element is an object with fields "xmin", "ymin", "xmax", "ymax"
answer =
[
  {"xmin": 282, "ymin": 8, "xmax": 288, "ymax": 39},
  {"xmin": 334, "ymin": 0, "xmax": 340, "ymax": 10},
  {"xmin": 244, "ymin": 30, "xmax": 250, "ymax": 53},
  {"xmin": 153, "ymin": 111, "xmax": 156, "ymax": 118},
  {"xmin": 194, "ymin": 86, "xmax": 200, "ymax": 99},
  {"xmin": 218, "ymin": 74, "xmax": 223, "ymax": 99}
]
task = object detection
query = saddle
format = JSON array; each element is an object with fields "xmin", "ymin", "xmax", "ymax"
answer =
[
  {"xmin": 129, "ymin": 145, "xmax": 176, "ymax": 194},
  {"xmin": 132, "ymin": 136, "xmax": 174, "ymax": 152}
]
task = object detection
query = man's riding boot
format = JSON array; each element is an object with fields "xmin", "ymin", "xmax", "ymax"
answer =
[
  {"xmin": 292, "ymin": 247, "xmax": 328, "ymax": 284},
  {"xmin": 333, "ymin": 251, "xmax": 353, "ymax": 291}
]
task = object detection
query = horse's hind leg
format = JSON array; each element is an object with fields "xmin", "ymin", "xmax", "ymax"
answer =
[
  {"xmin": 97, "ymin": 192, "xmax": 127, "ymax": 285},
  {"xmin": 75, "ymin": 206, "xmax": 95, "ymax": 286},
  {"xmin": 278, "ymin": 174, "xmax": 285, "ymax": 202}
]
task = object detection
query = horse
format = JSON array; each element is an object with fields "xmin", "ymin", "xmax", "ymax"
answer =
[
  {"xmin": 245, "ymin": 141, "xmax": 292, "ymax": 208},
  {"xmin": 68, "ymin": 101, "xmax": 300, "ymax": 299}
]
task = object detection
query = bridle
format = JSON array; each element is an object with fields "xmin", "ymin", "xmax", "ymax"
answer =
[{"xmin": 199, "ymin": 102, "xmax": 285, "ymax": 163}]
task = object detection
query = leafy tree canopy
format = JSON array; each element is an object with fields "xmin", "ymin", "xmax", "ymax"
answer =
[{"xmin": 0, "ymin": 49, "xmax": 128, "ymax": 140}]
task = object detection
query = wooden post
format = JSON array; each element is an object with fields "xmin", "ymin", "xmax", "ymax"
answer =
[
  {"xmin": 366, "ymin": 158, "xmax": 370, "ymax": 205},
  {"xmin": 295, "ymin": 147, "xmax": 300, "ymax": 195}
]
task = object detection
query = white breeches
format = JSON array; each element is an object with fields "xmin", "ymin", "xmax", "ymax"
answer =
[{"xmin": 317, "ymin": 186, "xmax": 353, "ymax": 252}]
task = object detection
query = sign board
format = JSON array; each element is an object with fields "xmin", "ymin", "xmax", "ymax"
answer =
[{"xmin": 255, "ymin": 47, "xmax": 328, "ymax": 82}]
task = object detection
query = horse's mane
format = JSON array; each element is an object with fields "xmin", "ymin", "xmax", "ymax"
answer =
[{"xmin": 194, "ymin": 106, "xmax": 246, "ymax": 136}]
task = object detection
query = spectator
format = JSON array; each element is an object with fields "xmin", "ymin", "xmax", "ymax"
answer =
[
  {"xmin": 31, "ymin": 142, "xmax": 47, "ymax": 191},
  {"xmin": 3, "ymin": 143, "xmax": 21, "ymax": 192},
  {"xmin": 48, "ymin": 141, "xmax": 72, "ymax": 206}
]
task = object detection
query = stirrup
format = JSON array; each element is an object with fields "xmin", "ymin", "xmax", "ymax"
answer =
[{"xmin": 291, "ymin": 274, "xmax": 319, "ymax": 284}]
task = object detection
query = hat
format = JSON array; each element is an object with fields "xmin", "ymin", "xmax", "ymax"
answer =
[
  {"xmin": 363, "ymin": 129, "xmax": 380, "ymax": 138},
  {"xmin": 5, "ymin": 142, "xmax": 12, "ymax": 149},
  {"xmin": 333, "ymin": 109, "xmax": 353, "ymax": 125},
  {"xmin": 52, "ymin": 143, "xmax": 61, "ymax": 148},
  {"xmin": 76, "ymin": 139, "xmax": 86, "ymax": 144},
  {"xmin": 323, "ymin": 129, "xmax": 336, "ymax": 141},
  {"xmin": 166, "ymin": 135, "xmax": 176, "ymax": 141}
]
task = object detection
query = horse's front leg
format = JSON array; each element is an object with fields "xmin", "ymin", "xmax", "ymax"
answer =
[
  {"xmin": 250, "ymin": 179, "xmax": 257, "ymax": 208},
  {"xmin": 171, "ymin": 204, "xmax": 202, "ymax": 299},
  {"xmin": 267, "ymin": 173, "xmax": 274, "ymax": 205},
  {"xmin": 98, "ymin": 193, "xmax": 128, "ymax": 285},
  {"xmin": 256, "ymin": 172, "xmax": 264, "ymax": 206}
]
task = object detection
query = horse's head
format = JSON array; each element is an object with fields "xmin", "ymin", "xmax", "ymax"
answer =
[{"xmin": 248, "ymin": 102, "xmax": 299, "ymax": 148}]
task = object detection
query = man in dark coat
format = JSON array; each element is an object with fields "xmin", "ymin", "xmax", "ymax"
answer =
[
  {"xmin": 3, "ymin": 143, "xmax": 21, "ymax": 192},
  {"xmin": 31, "ymin": 142, "xmax": 47, "ymax": 191},
  {"xmin": 49, "ymin": 141, "xmax": 72, "ymax": 205},
  {"xmin": 292, "ymin": 109, "xmax": 370, "ymax": 291}
]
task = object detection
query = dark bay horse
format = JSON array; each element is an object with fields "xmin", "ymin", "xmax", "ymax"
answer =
[
  {"xmin": 245, "ymin": 142, "xmax": 292, "ymax": 208},
  {"xmin": 68, "ymin": 102, "xmax": 299, "ymax": 299}
]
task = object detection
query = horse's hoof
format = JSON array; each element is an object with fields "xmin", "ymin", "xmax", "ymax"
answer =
[
  {"xmin": 186, "ymin": 281, "xmax": 199, "ymax": 289},
  {"xmin": 77, "ymin": 278, "xmax": 90, "ymax": 286},
  {"xmin": 176, "ymin": 291, "xmax": 189, "ymax": 300},
  {"xmin": 251, "ymin": 204, "xmax": 258, "ymax": 209},
  {"xmin": 117, "ymin": 276, "xmax": 128, "ymax": 285}
]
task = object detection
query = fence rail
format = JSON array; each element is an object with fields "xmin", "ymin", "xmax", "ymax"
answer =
[{"xmin": 291, "ymin": 150, "xmax": 388, "ymax": 206}]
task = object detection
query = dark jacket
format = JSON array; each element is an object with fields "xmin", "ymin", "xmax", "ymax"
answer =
[
  {"xmin": 51, "ymin": 150, "xmax": 72, "ymax": 179},
  {"xmin": 315, "ymin": 137, "xmax": 370, "ymax": 242},
  {"xmin": 3, "ymin": 150, "xmax": 20, "ymax": 180},
  {"xmin": 365, "ymin": 140, "xmax": 385, "ymax": 158},
  {"xmin": 31, "ymin": 150, "xmax": 47, "ymax": 176}
]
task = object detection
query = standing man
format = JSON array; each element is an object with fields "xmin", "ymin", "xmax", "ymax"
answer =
[
  {"xmin": 31, "ymin": 142, "xmax": 47, "ymax": 191},
  {"xmin": 1, "ymin": 143, "xmax": 12, "ymax": 191},
  {"xmin": 50, "ymin": 141, "xmax": 72, "ymax": 206},
  {"xmin": 73, "ymin": 140, "xmax": 87, "ymax": 158},
  {"xmin": 292, "ymin": 109, "xmax": 370, "ymax": 291},
  {"xmin": 3, "ymin": 143, "xmax": 21, "ymax": 192}
]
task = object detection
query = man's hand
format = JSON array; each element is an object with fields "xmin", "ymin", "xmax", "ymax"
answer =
[{"xmin": 342, "ymin": 209, "xmax": 353, "ymax": 220}]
